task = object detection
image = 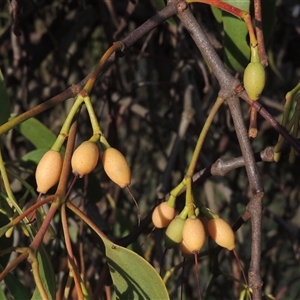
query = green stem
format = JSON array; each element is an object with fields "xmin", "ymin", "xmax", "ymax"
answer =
[
  {"xmin": 167, "ymin": 178, "xmax": 186, "ymax": 207},
  {"xmin": 0, "ymin": 145, "xmax": 33, "ymax": 232},
  {"xmin": 83, "ymin": 42, "xmax": 124, "ymax": 94},
  {"xmin": 0, "ymin": 196, "xmax": 56, "ymax": 238},
  {"xmin": 99, "ymin": 135, "xmax": 111, "ymax": 150},
  {"xmin": 186, "ymin": 97, "xmax": 224, "ymax": 177},
  {"xmin": 185, "ymin": 176, "xmax": 195, "ymax": 217},
  {"xmin": 26, "ymin": 249, "xmax": 49, "ymax": 299},
  {"xmin": 83, "ymin": 96, "xmax": 102, "ymax": 135},
  {"xmin": 66, "ymin": 201, "xmax": 109, "ymax": 242},
  {"xmin": 250, "ymin": 44, "xmax": 260, "ymax": 63},
  {"xmin": 167, "ymin": 98, "xmax": 224, "ymax": 210},
  {"xmin": 52, "ymin": 95, "xmax": 85, "ymax": 151}
]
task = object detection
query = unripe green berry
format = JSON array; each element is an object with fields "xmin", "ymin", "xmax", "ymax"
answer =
[
  {"xmin": 102, "ymin": 147, "xmax": 131, "ymax": 188},
  {"xmin": 207, "ymin": 218, "xmax": 235, "ymax": 250},
  {"xmin": 71, "ymin": 141, "xmax": 99, "ymax": 177},
  {"xmin": 164, "ymin": 216, "xmax": 185, "ymax": 249},
  {"xmin": 35, "ymin": 150, "xmax": 63, "ymax": 194},
  {"xmin": 152, "ymin": 202, "xmax": 175, "ymax": 228},
  {"xmin": 243, "ymin": 62, "xmax": 265, "ymax": 101}
]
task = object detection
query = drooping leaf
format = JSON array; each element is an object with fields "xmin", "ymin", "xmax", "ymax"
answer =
[
  {"xmin": 16, "ymin": 117, "xmax": 57, "ymax": 150},
  {"xmin": 211, "ymin": 0, "xmax": 250, "ymax": 73},
  {"xmin": 223, "ymin": 0, "xmax": 250, "ymax": 72},
  {"xmin": 103, "ymin": 239, "xmax": 169, "ymax": 300},
  {"xmin": 0, "ymin": 264, "xmax": 31, "ymax": 300},
  {"xmin": 31, "ymin": 246, "xmax": 56, "ymax": 300},
  {"xmin": 0, "ymin": 68, "xmax": 10, "ymax": 126}
]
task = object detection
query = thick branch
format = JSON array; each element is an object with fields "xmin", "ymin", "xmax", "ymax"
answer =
[
  {"xmin": 176, "ymin": 5, "xmax": 240, "ymax": 96},
  {"xmin": 176, "ymin": 4, "xmax": 264, "ymax": 298},
  {"xmin": 226, "ymin": 96, "xmax": 263, "ymax": 194}
]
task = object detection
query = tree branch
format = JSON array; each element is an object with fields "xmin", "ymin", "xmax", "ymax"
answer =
[{"xmin": 176, "ymin": 4, "xmax": 264, "ymax": 298}]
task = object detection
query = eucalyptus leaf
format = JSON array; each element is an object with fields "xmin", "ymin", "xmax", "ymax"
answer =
[
  {"xmin": 31, "ymin": 247, "xmax": 56, "ymax": 300},
  {"xmin": 222, "ymin": 0, "xmax": 250, "ymax": 73},
  {"xmin": 16, "ymin": 117, "xmax": 57, "ymax": 150},
  {"xmin": 22, "ymin": 149, "xmax": 49, "ymax": 164},
  {"xmin": 103, "ymin": 239, "xmax": 169, "ymax": 300},
  {"xmin": 0, "ymin": 264, "xmax": 31, "ymax": 300}
]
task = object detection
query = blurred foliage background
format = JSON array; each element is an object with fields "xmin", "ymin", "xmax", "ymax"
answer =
[{"xmin": 0, "ymin": 0, "xmax": 300, "ymax": 299}]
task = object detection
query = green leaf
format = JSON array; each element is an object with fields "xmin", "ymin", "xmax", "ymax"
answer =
[
  {"xmin": 0, "ymin": 68, "xmax": 10, "ymax": 126},
  {"xmin": 0, "ymin": 264, "xmax": 31, "ymax": 300},
  {"xmin": 31, "ymin": 247, "xmax": 56, "ymax": 300},
  {"xmin": 222, "ymin": 0, "xmax": 250, "ymax": 73},
  {"xmin": 103, "ymin": 239, "xmax": 169, "ymax": 300},
  {"xmin": 16, "ymin": 117, "xmax": 57, "ymax": 150},
  {"xmin": 0, "ymin": 284, "xmax": 7, "ymax": 300},
  {"xmin": 21, "ymin": 149, "xmax": 49, "ymax": 164},
  {"xmin": 211, "ymin": 6, "xmax": 222, "ymax": 23}
]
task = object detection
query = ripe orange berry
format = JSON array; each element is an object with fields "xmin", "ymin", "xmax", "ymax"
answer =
[
  {"xmin": 101, "ymin": 147, "xmax": 131, "ymax": 188},
  {"xmin": 179, "ymin": 239, "xmax": 193, "ymax": 255},
  {"xmin": 152, "ymin": 202, "xmax": 175, "ymax": 228},
  {"xmin": 207, "ymin": 218, "xmax": 235, "ymax": 250},
  {"xmin": 181, "ymin": 217, "xmax": 206, "ymax": 254},
  {"xmin": 35, "ymin": 150, "xmax": 63, "ymax": 194},
  {"xmin": 71, "ymin": 141, "xmax": 99, "ymax": 178}
]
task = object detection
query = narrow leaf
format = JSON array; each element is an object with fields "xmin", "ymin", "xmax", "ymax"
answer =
[
  {"xmin": 222, "ymin": 0, "xmax": 250, "ymax": 72},
  {"xmin": 0, "ymin": 264, "xmax": 31, "ymax": 300},
  {"xmin": 16, "ymin": 118, "xmax": 57, "ymax": 150},
  {"xmin": 31, "ymin": 247, "xmax": 56, "ymax": 300}
]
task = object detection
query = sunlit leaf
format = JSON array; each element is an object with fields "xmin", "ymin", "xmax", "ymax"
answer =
[
  {"xmin": 16, "ymin": 118, "xmax": 56, "ymax": 150},
  {"xmin": 213, "ymin": 0, "xmax": 250, "ymax": 73},
  {"xmin": 21, "ymin": 149, "xmax": 48, "ymax": 164},
  {"xmin": 103, "ymin": 239, "xmax": 169, "ymax": 300}
]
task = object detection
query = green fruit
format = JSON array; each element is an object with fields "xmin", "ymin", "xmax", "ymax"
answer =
[
  {"xmin": 71, "ymin": 141, "xmax": 99, "ymax": 177},
  {"xmin": 243, "ymin": 62, "xmax": 265, "ymax": 101},
  {"xmin": 164, "ymin": 216, "xmax": 186, "ymax": 249},
  {"xmin": 35, "ymin": 150, "xmax": 63, "ymax": 194}
]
